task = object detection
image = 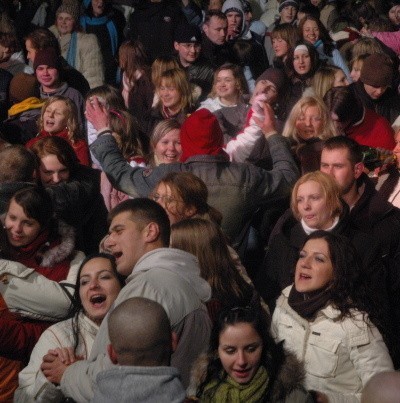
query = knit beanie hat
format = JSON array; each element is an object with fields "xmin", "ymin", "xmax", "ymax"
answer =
[
  {"xmin": 33, "ymin": 48, "xmax": 62, "ymax": 71},
  {"xmin": 9, "ymin": 73, "xmax": 38, "ymax": 103},
  {"xmin": 56, "ymin": 0, "xmax": 81, "ymax": 22},
  {"xmin": 174, "ymin": 23, "xmax": 202, "ymax": 43},
  {"xmin": 360, "ymin": 53, "xmax": 393, "ymax": 88},
  {"xmin": 255, "ymin": 68, "xmax": 287, "ymax": 94},
  {"xmin": 180, "ymin": 109, "xmax": 227, "ymax": 162},
  {"xmin": 279, "ymin": 0, "xmax": 299, "ymax": 12}
]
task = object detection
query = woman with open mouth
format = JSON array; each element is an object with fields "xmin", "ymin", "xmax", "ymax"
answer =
[
  {"xmin": 272, "ymin": 231, "xmax": 394, "ymax": 401},
  {"xmin": 189, "ymin": 304, "xmax": 312, "ymax": 402},
  {"xmin": 257, "ymin": 171, "xmax": 389, "ymax": 320},
  {"xmin": 16, "ymin": 253, "xmax": 123, "ymax": 402}
]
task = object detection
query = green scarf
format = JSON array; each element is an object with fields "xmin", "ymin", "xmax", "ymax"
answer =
[{"xmin": 201, "ymin": 366, "xmax": 269, "ymax": 402}]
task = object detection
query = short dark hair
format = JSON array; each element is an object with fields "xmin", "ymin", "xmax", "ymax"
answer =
[
  {"xmin": 108, "ymin": 198, "xmax": 171, "ymax": 246},
  {"xmin": 204, "ymin": 9, "xmax": 227, "ymax": 25},
  {"xmin": 0, "ymin": 146, "xmax": 36, "ymax": 183},
  {"xmin": 323, "ymin": 136, "xmax": 363, "ymax": 165},
  {"xmin": 8, "ymin": 186, "xmax": 53, "ymax": 229}
]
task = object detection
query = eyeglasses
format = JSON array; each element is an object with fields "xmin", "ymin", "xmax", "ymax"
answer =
[{"xmin": 151, "ymin": 193, "xmax": 181, "ymax": 206}]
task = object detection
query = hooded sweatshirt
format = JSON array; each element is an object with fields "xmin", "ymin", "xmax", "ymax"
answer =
[{"xmin": 92, "ymin": 366, "xmax": 185, "ymax": 403}]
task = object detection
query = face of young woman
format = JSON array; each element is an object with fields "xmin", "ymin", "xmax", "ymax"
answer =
[
  {"xmin": 295, "ymin": 238, "xmax": 334, "ymax": 293},
  {"xmin": 293, "ymin": 51, "xmax": 312, "ymax": 76},
  {"xmin": 5, "ymin": 199, "xmax": 42, "ymax": 247},
  {"xmin": 56, "ymin": 12, "xmax": 75, "ymax": 35},
  {"xmin": 43, "ymin": 100, "xmax": 69, "ymax": 134},
  {"xmin": 333, "ymin": 70, "xmax": 349, "ymax": 87},
  {"xmin": 154, "ymin": 129, "xmax": 182, "ymax": 164},
  {"xmin": 302, "ymin": 20, "xmax": 320, "ymax": 45},
  {"xmin": 79, "ymin": 257, "xmax": 121, "ymax": 325},
  {"xmin": 39, "ymin": 155, "xmax": 70, "ymax": 186},
  {"xmin": 296, "ymin": 180, "xmax": 333, "ymax": 229},
  {"xmin": 158, "ymin": 80, "xmax": 181, "ymax": 112},
  {"xmin": 25, "ymin": 39, "xmax": 36, "ymax": 62},
  {"xmin": 215, "ymin": 69, "xmax": 238, "ymax": 102},
  {"xmin": 218, "ymin": 322, "xmax": 263, "ymax": 384},
  {"xmin": 152, "ymin": 182, "xmax": 194, "ymax": 224},
  {"xmin": 389, "ymin": 5, "xmax": 400, "ymax": 26},
  {"xmin": 272, "ymin": 37, "xmax": 290, "ymax": 59},
  {"xmin": 350, "ymin": 60, "xmax": 363, "ymax": 82},
  {"xmin": 295, "ymin": 105, "xmax": 323, "ymax": 141}
]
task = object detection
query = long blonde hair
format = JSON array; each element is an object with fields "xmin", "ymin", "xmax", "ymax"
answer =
[
  {"xmin": 282, "ymin": 95, "xmax": 337, "ymax": 144},
  {"xmin": 39, "ymin": 96, "xmax": 81, "ymax": 143}
]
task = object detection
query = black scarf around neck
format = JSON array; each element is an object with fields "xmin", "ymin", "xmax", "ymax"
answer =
[{"xmin": 288, "ymin": 285, "xmax": 332, "ymax": 321}]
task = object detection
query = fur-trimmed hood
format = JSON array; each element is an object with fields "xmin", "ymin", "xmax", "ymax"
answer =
[{"xmin": 188, "ymin": 349, "xmax": 307, "ymax": 401}]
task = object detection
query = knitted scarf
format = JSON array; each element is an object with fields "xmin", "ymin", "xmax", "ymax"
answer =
[
  {"xmin": 80, "ymin": 15, "xmax": 118, "ymax": 56},
  {"xmin": 202, "ymin": 366, "xmax": 269, "ymax": 402},
  {"xmin": 66, "ymin": 31, "xmax": 77, "ymax": 68},
  {"xmin": 288, "ymin": 285, "xmax": 332, "ymax": 320}
]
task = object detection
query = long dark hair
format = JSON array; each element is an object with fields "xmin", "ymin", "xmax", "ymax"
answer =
[
  {"xmin": 304, "ymin": 231, "xmax": 385, "ymax": 328},
  {"xmin": 197, "ymin": 304, "xmax": 285, "ymax": 400},
  {"xmin": 69, "ymin": 253, "xmax": 124, "ymax": 353}
]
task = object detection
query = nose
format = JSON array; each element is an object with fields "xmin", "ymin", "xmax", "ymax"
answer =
[
  {"xmin": 52, "ymin": 172, "xmax": 60, "ymax": 183},
  {"xmin": 305, "ymin": 116, "xmax": 312, "ymax": 126},
  {"xmin": 104, "ymin": 234, "xmax": 115, "ymax": 250},
  {"xmin": 236, "ymin": 350, "xmax": 247, "ymax": 367},
  {"xmin": 14, "ymin": 221, "xmax": 23, "ymax": 233},
  {"xmin": 89, "ymin": 277, "xmax": 100, "ymax": 289}
]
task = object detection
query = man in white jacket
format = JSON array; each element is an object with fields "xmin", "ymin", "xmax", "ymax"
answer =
[{"xmin": 41, "ymin": 198, "xmax": 212, "ymax": 401}]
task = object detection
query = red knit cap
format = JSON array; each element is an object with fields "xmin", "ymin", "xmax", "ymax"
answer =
[{"xmin": 180, "ymin": 109, "xmax": 226, "ymax": 162}]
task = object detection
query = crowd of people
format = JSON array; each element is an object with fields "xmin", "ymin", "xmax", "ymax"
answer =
[{"xmin": 1, "ymin": 0, "xmax": 400, "ymax": 402}]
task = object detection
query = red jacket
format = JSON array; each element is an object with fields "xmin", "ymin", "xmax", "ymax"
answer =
[{"xmin": 346, "ymin": 109, "xmax": 395, "ymax": 150}]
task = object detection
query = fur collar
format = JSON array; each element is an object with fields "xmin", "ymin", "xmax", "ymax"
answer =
[
  {"xmin": 40, "ymin": 220, "xmax": 75, "ymax": 267},
  {"xmin": 189, "ymin": 349, "xmax": 306, "ymax": 401}
]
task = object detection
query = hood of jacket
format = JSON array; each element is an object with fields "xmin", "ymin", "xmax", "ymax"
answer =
[
  {"xmin": 222, "ymin": 0, "xmax": 246, "ymax": 36},
  {"xmin": 93, "ymin": 366, "xmax": 185, "ymax": 403},
  {"xmin": 127, "ymin": 247, "xmax": 211, "ymax": 303},
  {"xmin": 189, "ymin": 349, "xmax": 307, "ymax": 401}
]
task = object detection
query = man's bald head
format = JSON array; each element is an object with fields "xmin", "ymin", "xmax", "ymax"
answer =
[
  {"xmin": 108, "ymin": 297, "xmax": 172, "ymax": 366},
  {"xmin": 362, "ymin": 372, "xmax": 400, "ymax": 403}
]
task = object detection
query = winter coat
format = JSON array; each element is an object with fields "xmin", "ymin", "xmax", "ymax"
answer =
[
  {"xmin": 92, "ymin": 366, "xmax": 186, "ymax": 403},
  {"xmin": 0, "ymin": 221, "xmax": 84, "ymax": 401},
  {"xmin": 60, "ymin": 248, "xmax": 212, "ymax": 402},
  {"xmin": 188, "ymin": 350, "xmax": 313, "ymax": 402},
  {"xmin": 45, "ymin": 164, "xmax": 108, "ymax": 255},
  {"xmin": 49, "ymin": 26, "xmax": 104, "ymax": 89},
  {"xmin": 15, "ymin": 312, "xmax": 98, "ymax": 403},
  {"xmin": 90, "ymin": 133, "xmax": 299, "ymax": 247},
  {"xmin": 350, "ymin": 81, "xmax": 400, "ymax": 126},
  {"xmin": 349, "ymin": 173, "xmax": 400, "ymax": 367},
  {"xmin": 272, "ymin": 286, "xmax": 394, "ymax": 402}
]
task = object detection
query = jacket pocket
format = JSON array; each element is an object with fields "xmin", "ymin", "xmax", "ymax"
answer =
[{"xmin": 306, "ymin": 333, "xmax": 340, "ymax": 378}]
